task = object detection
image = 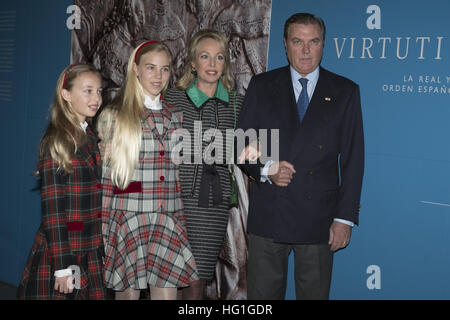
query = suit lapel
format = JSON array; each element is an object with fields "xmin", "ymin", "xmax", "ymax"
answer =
[
  {"xmin": 273, "ymin": 66, "xmax": 299, "ymax": 132},
  {"xmin": 144, "ymin": 110, "xmax": 162, "ymax": 144},
  {"xmin": 290, "ymin": 67, "xmax": 331, "ymax": 161},
  {"xmin": 143, "ymin": 101, "xmax": 173, "ymax": 147},
  {"xmin": 79, "ymin": 127, "xmax": 101, "ymax": 181},
  {"xmin": 266, "ymin": 66, "xmax": 306, "ymax": 163}
]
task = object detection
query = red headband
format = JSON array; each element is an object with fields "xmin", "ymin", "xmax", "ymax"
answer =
[
  {"xmin": 134, "ymin": 40, "xmax": 161, "ymax": 63},
  {"xmin": 62, "ymin": 62, "xmax": 84, "ymax": 89}
]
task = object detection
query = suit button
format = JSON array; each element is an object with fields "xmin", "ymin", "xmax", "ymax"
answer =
[
  {"xmin": 160, "ymin": 176, "xmax": 165, "ymax": 181},
  {"xmin": 308, "ymin": 170, "xmax": 314, "ymax": 176},
  {"xmin": 160, "ymin": 151, "xmax": 165, "ymax": 156},
  {"xmin": 318, "ymin": 145, "xmax": 324, "ymax": 150},
  {"xmin": 307, "ymin": 196, "xmax": 312, "ymax": 200}
]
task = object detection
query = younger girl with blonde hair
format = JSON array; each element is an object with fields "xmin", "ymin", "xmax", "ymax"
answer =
[
  {"xmin": 18, "ymin": 63, "xmax": 106, "ymax": 299},
  {"xmin": 98, "ymin": 41, "xmax": 198, "ymax": 300}
]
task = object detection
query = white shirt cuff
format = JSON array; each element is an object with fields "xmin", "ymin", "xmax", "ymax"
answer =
[
  {"xmin": 334, "ymin": 218, "xmax": 354, "ymax": 227},
  {"xmin": 54, "ymin": 268, "xmax": 73, "ymax": 278},
  {"xmin": 260, "ymin": 160, "xmax": 274, "ymax": 184}
]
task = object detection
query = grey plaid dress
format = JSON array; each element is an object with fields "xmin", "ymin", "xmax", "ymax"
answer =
[
  {"xmin": 101, "ymin": 101, "xmax": 198, "ymax": 290},
  {"xmin": 165, "ymin": 88, "xmax": 243, "ymax": 280}
]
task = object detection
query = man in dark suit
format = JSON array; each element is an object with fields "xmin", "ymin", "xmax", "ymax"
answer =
[{"xmin": 238, "ymin": 13, "xmax": 364, "ymax": 299}]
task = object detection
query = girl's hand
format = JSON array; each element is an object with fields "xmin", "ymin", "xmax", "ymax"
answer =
[{"xmin": 54, "ymin": 276, "xmax": 74, "ymax": 294}]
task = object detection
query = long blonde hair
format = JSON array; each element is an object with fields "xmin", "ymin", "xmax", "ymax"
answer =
[
  {"xmin": 97, "ymin": 41, "xmax": 172, "ymax": 189},
  {"xmin": 39, "ymin": 63, "xmax": 101, "ymax": 173},
  {"xmin": 176, "ymin": 29, "xmax": 233, "ymax": 91}
]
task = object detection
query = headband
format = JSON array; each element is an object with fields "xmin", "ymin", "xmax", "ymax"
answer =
[
  {"xmin": 62, "ymin": 62, "xmax": 84, "ymax": 89},
  {"xmin": 134, "ymin": 40, "xmax": 161, "ymax": 63}
]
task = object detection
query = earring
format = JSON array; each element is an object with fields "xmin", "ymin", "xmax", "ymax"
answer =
[{"xmin": 191, "ymin": 68, "xmax": 197, "ymax": 76}]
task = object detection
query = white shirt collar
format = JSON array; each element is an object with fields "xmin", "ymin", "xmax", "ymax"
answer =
[
  {"xmin": 290, "ymin": 65, "xmax": 320, "ymax": 101},
  {"xmin": 144, "ymin": 94, "xmax": 162, "ymax": 110},
  {"xmin": 290, "ymin": 65, "xmax": 320, "ymax": 85},
  {"xmin": 80, "ymin": 121, "xmax": 88, "ymax": 132}
]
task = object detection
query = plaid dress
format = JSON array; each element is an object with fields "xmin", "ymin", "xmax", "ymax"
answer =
[
  {"xmin": 17, "ymin": 127, "xmax": 107, "ymax": 300},
  {"xmin": 101, "ymin": 101, "xmax": 198, "ymax": 290}
]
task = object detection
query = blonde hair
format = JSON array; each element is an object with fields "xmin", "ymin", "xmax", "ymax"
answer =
[
  {"xmin": 176, "ymin": 29, "xmax": 233, "ymax": 91},
  {"xmin": 39, "ymin": 63, "xmax": 101, "ymax": 173},
  {"xmin": 97, "ymin": 41, "xmax": 172, "ymax": 189}
]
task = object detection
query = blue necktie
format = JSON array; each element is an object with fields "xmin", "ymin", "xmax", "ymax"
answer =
[{"xmin": 297, "ymin": 78, "xmax": 309, "ymax": 122}]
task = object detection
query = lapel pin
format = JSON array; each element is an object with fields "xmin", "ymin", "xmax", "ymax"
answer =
[{"xmin": 325, "ymin": 97, "xmax": 331, "ymax": 101}]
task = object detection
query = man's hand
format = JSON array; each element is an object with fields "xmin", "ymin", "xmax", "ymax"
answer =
[
  {"xmin": 268, "ymin": 161, "xmax": 296, "ymax": 187},
  {"xmin": 328, "ymin": 221, "xmax": 352, "ymax": 251}
]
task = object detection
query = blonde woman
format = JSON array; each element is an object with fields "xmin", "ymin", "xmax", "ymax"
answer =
[
  {"xmin": 98, "ymin": 41, "xmax": 198, "ymax": 300},
  {"xmin": 165, "ymin": 30, "xmax": 244, "ymax": 299},
  {"xmin": 18, "ymin": 63, "xmax": 106, "ymax": 299}
]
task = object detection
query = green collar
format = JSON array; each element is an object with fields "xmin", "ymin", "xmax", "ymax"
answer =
[{"xmin": 186, "ymin": 79, "xmax": 229, "ymax": 108}]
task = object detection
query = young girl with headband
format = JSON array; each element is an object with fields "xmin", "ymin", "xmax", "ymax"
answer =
[
  {"xmin": 18, "ymin": 63, "xmax": 106, "ymax": 299},
  {"xmin": 98, "ymin": 41, "xmax": 198, "ymax": 300}
]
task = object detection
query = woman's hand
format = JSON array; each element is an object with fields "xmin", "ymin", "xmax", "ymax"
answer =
[{"xmin": 238, "ymin": 140, "xmax": 261, "ymax": 163}]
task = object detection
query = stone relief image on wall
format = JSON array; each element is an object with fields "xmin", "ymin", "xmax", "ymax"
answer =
[
  {"xmin": 71, "ymin": 0, "xmax": 271, "ymax": 102},
  {"xmin": 71, "ymin": 0, "xmax": 272, "ymax": 300}
]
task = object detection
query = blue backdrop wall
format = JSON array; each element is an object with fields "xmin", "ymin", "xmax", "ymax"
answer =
[
  {"xmin": 1, "ymin": 0, "xmax": 449, "ymax": 300},
  {"xmin": 0, "ymin": 0, "xmax": 72, "ymax": 286}
]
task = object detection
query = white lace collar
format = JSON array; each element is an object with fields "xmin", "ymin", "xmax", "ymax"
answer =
[
  {"xmin": 144, "ymin": 94, "xmax": 162, "ymax": 110},
  {"xmin": 80, "ymin": 121, "xmax": 88, "ymax": 132}
]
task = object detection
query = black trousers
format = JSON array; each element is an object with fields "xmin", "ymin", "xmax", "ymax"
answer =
[{"xmin": 247, "ymin": 233, "xmax": 334, "ymax": 300}]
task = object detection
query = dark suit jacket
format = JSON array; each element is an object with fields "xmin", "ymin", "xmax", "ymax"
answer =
[{"xmin": 238, "ymin": 66, "xmax": 364, "ymax": 244}]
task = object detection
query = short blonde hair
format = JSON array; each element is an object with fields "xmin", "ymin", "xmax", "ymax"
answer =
[{"xmin": 176, "ymin": 29, "xmax": 233, "ymax": 91}]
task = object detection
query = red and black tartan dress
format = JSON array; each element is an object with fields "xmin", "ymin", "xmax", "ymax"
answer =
[
  {"xmin": 17, "ymin": 126, "xmax": 107, "ymax": 300},
  {"xmin": 101, "ymin": 99, "xmax": 198, "ymax": 290}
]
